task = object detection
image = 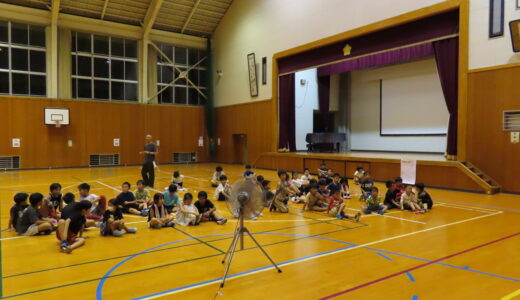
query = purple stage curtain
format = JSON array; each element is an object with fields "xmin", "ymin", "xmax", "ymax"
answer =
[
  {"xmin": 317, "ymin": 75, "xmax": 331, "ymax": 131},
  {"xmin": 317, "ymin": 43, "xmax": 434, "ymax": 76},
  {"xmin": 278, "ymin": 10, "xmax": 458, "ymax": 74},
  {"xmin": 433, "ymin": 37, "xmax": 459, "ymax": 158},
  {"xmin": 278, "ymin": 73, "xmax": 296, "ymax": 151}
]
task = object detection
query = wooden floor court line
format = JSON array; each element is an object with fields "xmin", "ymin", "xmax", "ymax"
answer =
[
  {"xmin": 130, "ymin": 227, "xmax": 519, "ymax": 300},
  {"xmin": 118, "ymin": 210, "xmax": 507, "ymax": 299},
  {"xmin": 319, "ymin": 231, "xmax": 520, "ymax": 299}
]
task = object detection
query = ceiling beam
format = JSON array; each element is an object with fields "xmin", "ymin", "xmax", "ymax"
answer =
[
  {"xmin": 100, "ymin": 0, "xmax": 110, "ymax": 20},
  {"xmin": 142, "ymin": 0, "xmax": 165, "ymax": 38},
  {"xmin": 181, "ymin": 0, "xmax": 201, "ymax": 34}
]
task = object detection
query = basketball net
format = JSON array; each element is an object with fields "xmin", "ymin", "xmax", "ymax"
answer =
[{"xmin": 54, "ymin": 120, "xmax": 61, "ymax": 128}]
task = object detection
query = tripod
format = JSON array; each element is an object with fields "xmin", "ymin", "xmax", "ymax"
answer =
[{"xmin": 220, "ymin": 202, "xmax": 282, "ymax": 288}]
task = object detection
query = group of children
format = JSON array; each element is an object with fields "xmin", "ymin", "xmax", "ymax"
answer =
[
  {"xmin": 7, "ymin": 163, "xmax": 433, "ymax": 254},
  {"xmin": 353, "ymin": 166, "xmax": 433, "ymax": 214}
]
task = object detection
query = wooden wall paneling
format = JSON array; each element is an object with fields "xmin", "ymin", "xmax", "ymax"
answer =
[
  {"xmin": 416, "ymin": 164, "xmax": 480, "ymax": 191},
  {"xmin": 0, "ymin": 97, "xmax": 207, "ymax": 169},
  {"xmin": 467, "ymin": 66, "xmax": 520, "ymax": 192},
  {"xmin": 369, "ymin": 162, "xmax": 400, "ymax": 182}
]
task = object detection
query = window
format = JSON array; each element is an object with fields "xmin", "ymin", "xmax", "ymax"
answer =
[
  {"xmin": 0, "ymin": 21, "xmax": 46, "ymax": 96},
  {"xmin": 156, "ymin": 43, "xmax": 207, "ymax": 105},
  {"xmin": 71, "ymin": 32, "xmax": 138, "ymax": 101}
]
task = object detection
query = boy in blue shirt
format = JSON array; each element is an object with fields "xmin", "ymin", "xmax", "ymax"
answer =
[
  {"xmin": 243, "ymin": 164, "xmax": 255, "ymax": 178},
  {"xmin": 163, "ymin": 184, "xmax": 180, "ymax": 213}
]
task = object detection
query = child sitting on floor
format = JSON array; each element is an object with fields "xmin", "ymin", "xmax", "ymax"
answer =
[
  {"xmin": 400, "ymin": 185, "xmax": 424, "ymax": 213},
  {"xmin": 211, "ymin": 166, "xmax": 225, "ymax": 187},
  {"xmin": 148, "ymin": 193, "xmax": 175, "ymax": 229},
  {"xmin": 360, "ymin": 172, "xmax": 374, "ymax": 201},
  {"xmin": 215, "ymin": 175, "xmax": 231, "ymax": 201},
  {"xmin": 172, "ymin": 170, "xmax": 184, "ymax": 190},
  {"xmin": 395, "ymin": 177, "xmax": 405, "ymax": 200},
  {"xmin": 163, "ymin": 184, "xmax": 180, "ymax": 213},
  {"xmin": 262, "ymin": 180, "xmax": 275, "ymax": 208},
  {"xmin": 362, "ymin": 187, "xmax": 387, "ymax": 215},
  {"xmin": 340, "ymin": 177, "xmax": 351, "ymax": 199},
  {"xmin": 328, "ymin": 188, "xmax": 361, "ymax": 221},
  {"xmin": 117, "ymin": 182, "xmax": 145, "ymax": 216},
  {"xmin": 318, "ymin": 179, "xmax": 331, "ymax": 198},
  {"xmin": 317, "ymin": 161, "xmax": 330, "ymax": 179},
  {"xmin": 176, "ymin": 193, "xmax": 201, "ymax": 226},
  {"xmin": 243, "ymin": 164, "xmax": 255, "ymax": 178},
  {"xmin": 353, "ymin": 166, "xmax": 365, "ymax": 185},
  {"xmin": 304, "ymin": 184, "xmax": 328, "ymax": 212},
  {"xmin": 327, "ymin": 173, "xmax": 342, "ymax": 194},
  {"xmin": 134, "ymin": 180, "xmax": 152, "ymax": 207},
  {"xmin": 7, "ymin": 192, "xmax": 29, "ymax": 231},
  {"xmin": 17, "ymin": 193, "xmax": 53, "ymax": 236},
  {"xmin": 384, "ymin": 181, "xmax": 400, "ymax": 210},
  {"xmin": 100, "ymin": 199, "xmax": 137, "ymax": 237},
  {"xmin": 57, "ymin": 200, "xmax": 91, "ymax": 253},
  {"xmin": 415, "ymin": 183, "xmax": 433, "ymax": 211},
  {"xmin": 40, "ymin": 183, "xmax": 63, "ymax": 219},
  {"xmin": 194, "ymin": 191, "xmax": 227, "ymax": 225},
  {"xmin": 78, "ymin": 183, "xmax": 106, "ymax": 220},
  {"xmin": 271, "ymin": 170, "xmax": 292, "ymax": 213}
]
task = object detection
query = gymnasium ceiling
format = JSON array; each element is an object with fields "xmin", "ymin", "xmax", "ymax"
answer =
[{"xmin": 3, "ymin": 0, "xmax": 233, "ymax": 37}]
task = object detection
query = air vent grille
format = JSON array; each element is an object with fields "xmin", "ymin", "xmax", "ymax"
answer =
[
  {"xmin": 504, "ymin": 111, "xmax": 520, "ymax": 131},
  {"xmin": 0, "ymin": 156, "xmax": 20, "ymax": 169},
  {"xmin": 173, "ymin": 152, "xmax": 197, "ymax": 163},
  {"xmin": 89, "ymin": 154, "xmax": 120, "ymax": 166}
]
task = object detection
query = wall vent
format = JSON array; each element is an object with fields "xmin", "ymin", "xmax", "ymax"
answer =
[
  {"xmin": 89, "ymin": 154, "xmax": 120, "ymax": 167},
  {"xmin": 504, "ymin": 111, "xmax": 520, "ymax": 131},
  {"xmin": 173, "ymin": 152, "xmax": 197, "ymax": 163},
  {"xmin": 0, "ymin": 156, "xmax": 20, "ymax": 169}
]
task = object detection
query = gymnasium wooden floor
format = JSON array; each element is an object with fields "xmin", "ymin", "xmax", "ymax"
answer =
[{"xmin": 1, "ymin": 163, "xmax": 519, "ymax": 300}]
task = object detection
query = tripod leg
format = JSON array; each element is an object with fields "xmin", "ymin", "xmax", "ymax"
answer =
[
  {"xmin": 221, "ymin": 228, "xmax": 239, "ymax": 264},
  {"xmin": 220, "ymin": 230, "xmax": 240, "ymax": 288},
  {"xmin": 245, "ymin": 230, "xmax": 282, "ymax": 273}
]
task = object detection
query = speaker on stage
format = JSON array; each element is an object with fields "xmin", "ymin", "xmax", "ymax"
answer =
[{"xmin": 510, "ymin": 19, "xmax": 520, "ymax": 52}]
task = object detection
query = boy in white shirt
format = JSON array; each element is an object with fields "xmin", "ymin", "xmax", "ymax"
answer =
[
  {"xmin": 215, "ymin": 175, "xmax": 231, "ymax": 201},
  {"xmin": 354, "ymin": 166, "xmax": 365, "ymax": 185},
  {"xmin": 211, "ymin": 166, "xmax": 225, "ymax": 187},
  {"xmin": 78, "ymin": 183, "xmax": 106, "ymax": 221}
]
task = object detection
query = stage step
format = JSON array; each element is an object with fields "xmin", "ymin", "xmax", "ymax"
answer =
[{"xmin": 459, "ymin": 162, "xmax": 501, "ymax": 194}]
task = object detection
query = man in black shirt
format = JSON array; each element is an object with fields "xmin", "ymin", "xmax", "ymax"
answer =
[
  {"xmin": 140, "ymin": 134, "xmax": 158, "ymax": 188},
  {"xmin": 57, "ymin": 200, "xmax": 92, "ymax": 253}
]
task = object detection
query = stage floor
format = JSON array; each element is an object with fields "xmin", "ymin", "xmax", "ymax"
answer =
[{"xmin": 276, "ymin": 151, "xmax": 448, "ymax": 162}]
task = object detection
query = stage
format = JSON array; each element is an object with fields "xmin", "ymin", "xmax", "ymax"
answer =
[{"xmin": 253, "ymin": 151, "xmax": 498, "ymax": 193}]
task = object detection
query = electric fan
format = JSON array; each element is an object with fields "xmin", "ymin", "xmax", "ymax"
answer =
[{"xmin": 220, "ymin": 178, "xmax": 282, "ymax": 287}]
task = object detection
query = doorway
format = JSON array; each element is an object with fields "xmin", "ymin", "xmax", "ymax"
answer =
[{"xmin": 232, "ymin": 134, "xmax": 248, "ymax": 164}]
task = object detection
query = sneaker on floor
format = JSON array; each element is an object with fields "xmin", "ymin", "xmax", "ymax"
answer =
[
  {"xmin": 60, "ymin": 241, "xmax": 68, "ymax": 248},
  {"xmin": 126, "ymin": 227, "xmax": 137, "ymax": 233},
  {"xmin": 336, "ymin": 214, "xmax": 343, "ymax": 220},
  {"xmin": 216, "ymin": 218, "xmax": 228, "ymax": 225},
  {"xmin": 378, "ymin": 210, "xmax": 385, "ymax": 215},
  {"xmin": 61, "ymin": 245, "xmax": 72, "ymax": 254},
  {"xmin": 165, "ymin": 222, "xmax": 174, "ymax": 227},
  {"xmin": 113, "ymin": 230, "xmax": 125, "ymax": 237}
]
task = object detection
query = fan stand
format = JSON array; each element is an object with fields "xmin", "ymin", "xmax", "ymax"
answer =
[{"xmin": 220, "ymin": 206, "xmax": 282, "ymax": 288}]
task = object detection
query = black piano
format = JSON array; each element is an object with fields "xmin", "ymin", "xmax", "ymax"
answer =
[{"xmin": 306, "ymin": 133, "xmax": 346, "ymax": 152}]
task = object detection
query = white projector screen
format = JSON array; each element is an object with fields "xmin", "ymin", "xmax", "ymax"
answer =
[{"xmin": 380, "ymin": 71, "xmax": 449, "ymax": 135}]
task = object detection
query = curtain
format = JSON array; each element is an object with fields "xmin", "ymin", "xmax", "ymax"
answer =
[
  {"xmin": 278, "ymin": 73, "xmax": 296, "ymax": 151},
  {"xmin": 433, "ymin": 37, "xmax": 459, "ymax": 159},
  {"xmin": 317, "ymin": 75, "xmax": 331, "ymax": 131}
]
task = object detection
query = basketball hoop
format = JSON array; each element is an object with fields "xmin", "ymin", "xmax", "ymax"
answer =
[{"xmin": 54, "ymin": 120, "xmax": 62, "ymax": 128}]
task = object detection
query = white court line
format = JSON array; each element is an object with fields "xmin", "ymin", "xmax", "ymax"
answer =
[
  {"xmin": 95, "ymin": 181, "xmax": 120, "ymax": 192},
  {"xmin": 227, "ymin": 219, "xmax": 323, "ymax": 223},
  {"xmin": 437, "ymin": 203, "xmax": 499, "ymax": 214},
  {"xmin": 141, "ymin": 210, "xmax": 503, "ymax": 299}
]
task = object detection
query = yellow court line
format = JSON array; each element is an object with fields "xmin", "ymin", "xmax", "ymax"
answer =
[{"xmin": 502, "ymin": 288, "xmax": 520, "ymax": 300}]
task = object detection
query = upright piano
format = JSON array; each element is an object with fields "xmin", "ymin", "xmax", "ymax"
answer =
[{"xmin": 306, "ymin": 133, "xmax": 346, "ymax": 152}]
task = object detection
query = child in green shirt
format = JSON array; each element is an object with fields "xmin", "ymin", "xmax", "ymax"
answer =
[{"xmin": 362, "ymin": 187, "xmax": 387, "ymax": 215}]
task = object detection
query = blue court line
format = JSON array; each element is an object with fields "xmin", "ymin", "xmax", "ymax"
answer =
[
  {"xmin": 96, "ymin": 232, "xmax": 520, "ymax": 300},
  {"xmin": 406, "ymin": 272, "xmax": 416, "ymax": 282},
  {"xmin": 376, "ymin": 252, "xmax": 393, "ymax": 261},
  {"xmin": 412, "ymin": 295, "xmax": 419, "ymax": 300}
]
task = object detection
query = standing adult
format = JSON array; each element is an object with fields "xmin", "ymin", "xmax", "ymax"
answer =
[{"xmin": 140, "ymin": 134, "xmax": 158, "ymax": 188}]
